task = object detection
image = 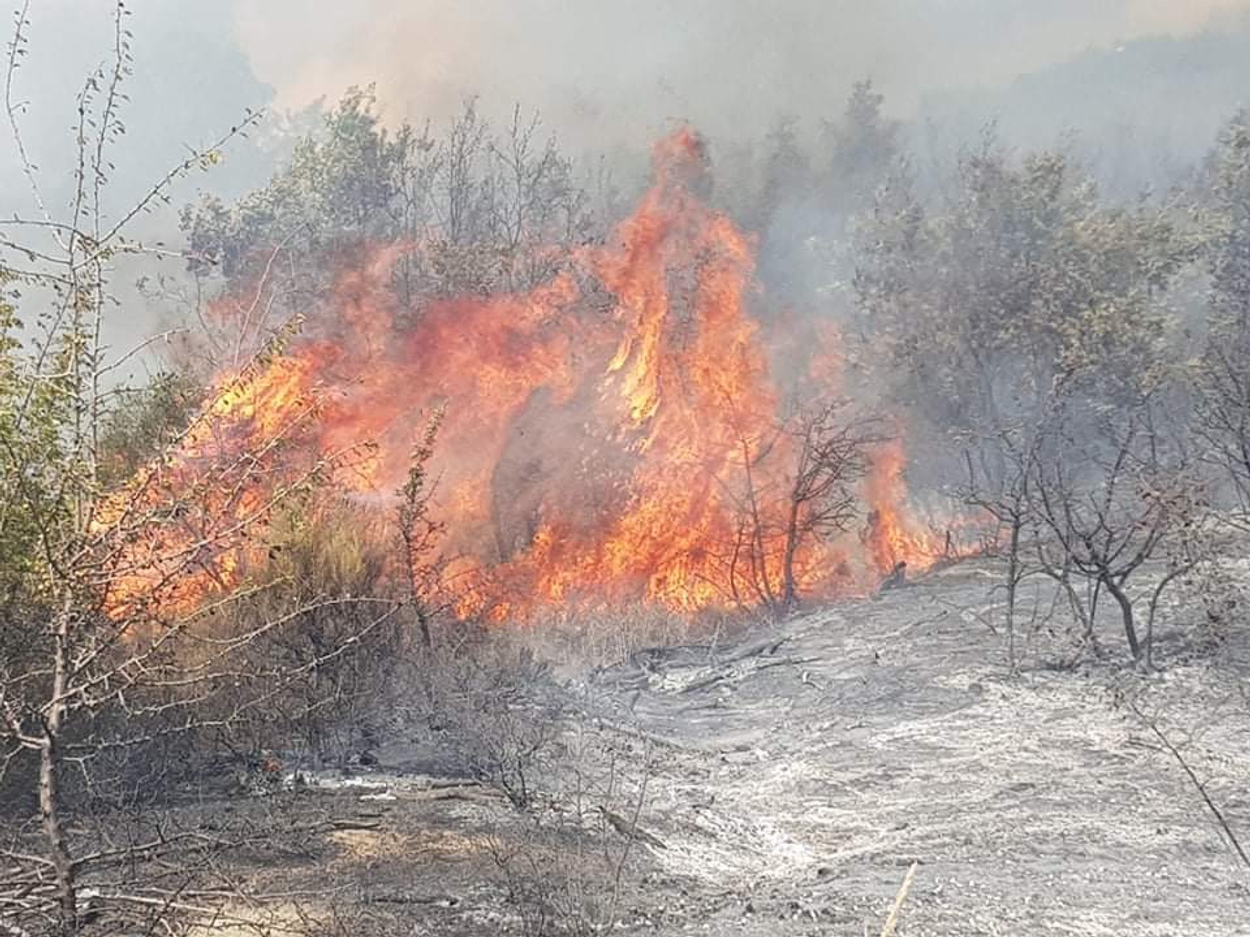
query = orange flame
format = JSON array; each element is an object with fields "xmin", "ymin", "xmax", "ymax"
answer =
[
  {"xmin": 101, "ymin": 127, "xmax": 969, "ymax": 623},
  {"xmin": 861, "ymin": 438, "xmax": 954, "ymax": 573},
  {"xmin": 93, "ymin": 353, "xmax": 323, "ymax": 621}
]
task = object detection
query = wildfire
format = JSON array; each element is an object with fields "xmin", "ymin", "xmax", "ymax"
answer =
[
  {"xmin": 93, "ymin": 353, "xmax": 324, "ymax": 621},
  {"xmin": 99, "ymin": 126, "xmax": 965, "ymax": 623},
  {"xmin": 861, "ymin": 439, "xmax": 952, "ymax": 573}
]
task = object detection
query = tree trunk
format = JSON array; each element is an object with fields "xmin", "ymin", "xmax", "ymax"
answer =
[
  {"xmin": 40, "ymin": 737, "xmax": 77, "ymax": 934},
  {"xmin": 42, "ymin": 616, "xmax": 77, "ymax": 934},
  {"xmin": 416, "ymin": 601, "xmax": 433, "ymax": 650},
  {"xmin": 779, "ymin": 500, "xmax": 801, "ymax": 615},
  {"xmin": 1101, "ymin": 574, "xmax": 1141, "ymax": 664},
  {"xmin": 1004, "ymin": 518, "xmax": 1021, "ymax": 673}
]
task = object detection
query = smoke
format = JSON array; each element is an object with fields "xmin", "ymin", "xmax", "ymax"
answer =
[
  {"xmin": 233, "ymin": 0, "xmax": 1250, "ymax": 146},
  {"xmin": 0, "ymin": 1, "xmax": 274, "ymax": 215},
  {"xmin": 0, "ymin": 0, "xmax": 277, "ymax": 373},
  {"xmin": 4, "ymin": 0, "xmax": 1250, "ymax": 378},
  {"xmin": 6, "ymin": 0, "xmax": 1249, "ymax": 211}
]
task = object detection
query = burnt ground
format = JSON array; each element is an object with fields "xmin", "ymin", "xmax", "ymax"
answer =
[{"xmin": 168, "ymin": 558, "xmax": 1250, "ymax": 936}]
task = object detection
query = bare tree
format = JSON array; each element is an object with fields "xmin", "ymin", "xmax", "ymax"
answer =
[
  {"xmin": 777, "ymin": 400, "xmax": 878, "ymax": 611},
  {"xmin": 1027, "ymin": 396, "xmax": 1203, "ymax": 669},
  {"xmin": 959, "ymin": 421, "xmax": 1039, "ymax": 672},
  {"xmin": 729, "ymin": 398, "xmax": 877, "ymax": 616}
]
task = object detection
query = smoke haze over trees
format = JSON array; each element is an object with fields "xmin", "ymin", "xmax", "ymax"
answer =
[
  {"xmin": 6, "ymin": 1, "xmax": 1250, "ymax": 200},
  {"xmin": 4, "ymin": 0, "xmax": 1248, "ymax": 363}
]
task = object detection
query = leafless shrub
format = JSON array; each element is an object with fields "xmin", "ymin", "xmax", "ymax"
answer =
[
  {"xmin": 487, "ymin": 727, "xmax": 657, "ymax": 936},
  {"xmin": 1027, "ymin": 394, "xmax": 1207, "ymax": 670},
  {"xmin": 407, "ymin": 634, "xmax": 569, "ymax": 810}
]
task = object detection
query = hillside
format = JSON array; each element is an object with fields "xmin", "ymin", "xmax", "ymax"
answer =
[{"xmin": 184, "ymin": 560, "xmax": 1250, "ymax": 936}]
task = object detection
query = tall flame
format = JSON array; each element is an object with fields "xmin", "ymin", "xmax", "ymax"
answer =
[{"xmin": 100, "ymin": 127, "xmax": 962, "ymax": 623}]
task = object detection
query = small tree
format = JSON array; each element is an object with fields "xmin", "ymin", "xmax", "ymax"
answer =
[
  {"xmin": 0, "ymin": 7, "xmax": 421, "ymax": 933},
  {"xmin": 958, "ymin": 415, "xmax": 1047, "ymax": 671},
  {"xmin": 729, "ymin": 397, "xmax": 876, "ymax": 616},
  {"xmin": 1027, "ymin": 394, "xmax": 1203, "ymax": 669},
  {"xmin": 776, "ymin": 400, "xmax": 878, "ymax": 611},
  {"xmin": 398, "ymin": 408, "xmax": 446, "ymax": 649}
]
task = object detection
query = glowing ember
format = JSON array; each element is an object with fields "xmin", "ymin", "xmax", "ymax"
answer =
[{"xmin": 100, "ymin": 126, "xmax": 965, "ymax": 623}]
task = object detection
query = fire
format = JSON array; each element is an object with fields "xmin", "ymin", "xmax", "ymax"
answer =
[
  {"xmin": 861, "ymin": 438, "xmax": 951, "ymax": 573},
  {"xmin": 93, "ymin": 354, "xmax": 324, "ymax": 621},
  {"xmin": 99, "ymin": 126, "xmax": 965, "ymax": 624}
]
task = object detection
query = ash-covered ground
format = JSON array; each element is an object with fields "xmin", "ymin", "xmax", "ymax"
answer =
[{"xmin": 205, "ymin": 558, "xmax": 1250, "ymax": 936}]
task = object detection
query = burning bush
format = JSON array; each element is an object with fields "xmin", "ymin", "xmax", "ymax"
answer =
[{"xmin": 135, "ymin": 125, "xmax": 953, "ymax": 630}]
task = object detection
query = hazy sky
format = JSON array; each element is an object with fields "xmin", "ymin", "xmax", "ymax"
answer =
[
  {"xmin": 232, "ymin": 0, "xmax": 1250, "ymax": 145},
  {"xmin": 2, "ymin": 0, "xmax": 1249, "ymax": 215},
  {"xmin": 3, "ymin": 0, "xmax": 1248, "ymax": 172},
  {"xmin": 1, "ymin": 1, "xmax": 271, "ymax": 216}
]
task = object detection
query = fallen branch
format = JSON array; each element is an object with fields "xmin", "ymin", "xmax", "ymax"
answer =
[
  {"xmin": 414, "ymin": 786, "xmax": 505, "ymax": 805},
  {"xmin": 323, "ymin": 819, "xmax": 383, "ymax": 832},
  {"xmin": 598, "ymin": 806, "xmax": 666, "ymax": 850},
  {"xmin": 678, "ymin": 655, "xmax": 820, "ymax": 695},
  {"xmin": 879, "ymin": 861, "xmax": 917, "ymax": 937},
  {"xmin": 1128, "ymin": 701, "xmax": 1250, "ymax": 870},
  {"xmin": 362, "ymin": 890, "xmax": 459, "ymax": 906},
  {"xmin": 719, "ymin": 635, "xmax": 790, "ymax": 665},
  {"xmin": 677, "ymin": 670, "xmax": 734, "ymax": 695},
  {"xmin": 754, "ymin": 655, "xmax": 820, "ymax": 672}
]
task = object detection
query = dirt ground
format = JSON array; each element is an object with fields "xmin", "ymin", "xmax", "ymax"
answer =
[{"xmin": 173, "ymin": 558, "xmax": 1250, "ymax": 936}]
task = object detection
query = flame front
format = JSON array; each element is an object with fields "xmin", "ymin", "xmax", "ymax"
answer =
[
  {"xmin": 100, "ymin": 127, "xmax": 965, "ymax": 623},
  {"xmin": 861, "ymin": 439, "xmax": 950, "ymax": 573}
]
